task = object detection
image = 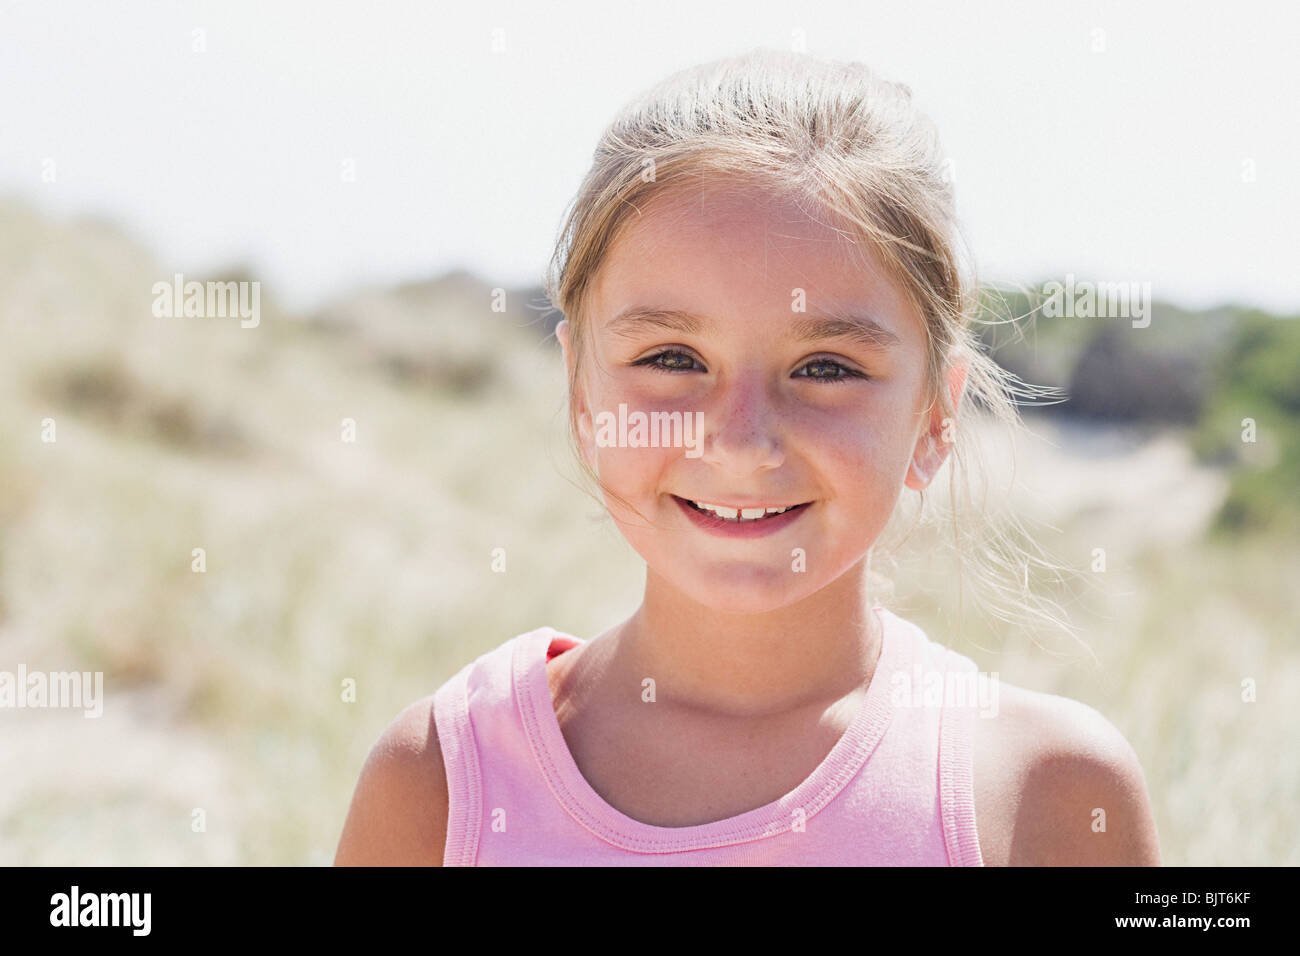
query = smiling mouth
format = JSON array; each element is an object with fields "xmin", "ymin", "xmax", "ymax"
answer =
[{"xmin": 672, "ymin": 495, "xmax": 813, "ymax": 523}]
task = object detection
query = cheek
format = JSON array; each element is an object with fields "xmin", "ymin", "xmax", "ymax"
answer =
[
  {"xmin": 583, "ymin": 370, "xmax": 707, "ymax": 486},
  {"xmin": 593, "ymin": 444, "xmax": 678, "ymax": 492},
  {"xmin": 826, "ymin": 430, "xmax": 900, "ymax": 501},
  {"xmin": 796, "ymin": 403, "xmax": 914, "ymax": 501}
]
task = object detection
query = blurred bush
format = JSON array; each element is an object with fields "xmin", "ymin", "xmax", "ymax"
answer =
[
  {"xmin": 1066, "ymin": 321, "xmax": 1208, "ymax": 424},
  {"xmin": 1190, "ymin": 310, "xmax": 1300, "ymax": 536}
]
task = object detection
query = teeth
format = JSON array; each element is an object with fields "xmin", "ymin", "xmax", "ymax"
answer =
[{"xmin": 689, "ymin": 500, "xmax": 798, "ymax": 522}]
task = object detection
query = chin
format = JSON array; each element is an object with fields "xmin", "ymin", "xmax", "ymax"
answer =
[{"xmin": 670, "ymin": 563, "xmax": 816, "ymax": 614}]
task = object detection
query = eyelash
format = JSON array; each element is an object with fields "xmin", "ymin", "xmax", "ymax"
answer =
[{"xmin": 632, "ymin": 349, "xmax": 868, "ymax": 384}]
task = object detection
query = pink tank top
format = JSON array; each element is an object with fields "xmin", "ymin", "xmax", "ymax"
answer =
[{"xmin": 432, "ymin": 605, "xmax": 985, "ymax": 865}]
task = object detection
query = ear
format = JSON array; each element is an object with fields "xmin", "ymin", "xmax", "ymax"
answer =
[
  {"xmin": 556, "ymin": 319, "xmax": 597, "ymax": 467},
  {"xmin": 556, "ymin": 318, "xmax": 574, "ymax": 378},
  {"xmin": 904, "ymin": 360, "xmax": 969, "ymax": 491}
]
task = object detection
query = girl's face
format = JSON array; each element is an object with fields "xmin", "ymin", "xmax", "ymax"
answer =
[{"xmin": 557, "ymin": 182, "xmax": 958, "ymax": 614}]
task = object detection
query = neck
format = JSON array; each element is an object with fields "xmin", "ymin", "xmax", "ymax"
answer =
[{"xmin": 597, "ymin": 560, "xmax": 883, "ymax": 718}]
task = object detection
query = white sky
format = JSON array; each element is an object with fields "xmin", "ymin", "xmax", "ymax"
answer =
[{"xmin": 2, "ymin": 0, "xmax": 1296, "ymax": 315}]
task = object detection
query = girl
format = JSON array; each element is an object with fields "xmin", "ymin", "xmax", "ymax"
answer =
[{"xmin": 336, "ymin": 49, "xmax": 1161, "ymax": 866}]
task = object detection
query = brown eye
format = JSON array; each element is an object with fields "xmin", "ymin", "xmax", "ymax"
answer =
[
  {"xmin": 633, "ymin": 350, "xmax": 701, "ymax": 373},
  {"xmin": 796, "ymin": 358, "xmax": 868, "ymax": 384}
]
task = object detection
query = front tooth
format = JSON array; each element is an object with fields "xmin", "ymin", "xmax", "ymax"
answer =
[
  {"xmin": 740, "ymin": 508, "xmax": 766, "ymax": 520},
  {"xmin": 697, "ymin": 502, "xmax": 740, "ymax": 519}
]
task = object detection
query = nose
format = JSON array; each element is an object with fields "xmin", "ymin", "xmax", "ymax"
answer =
[{"xmin": 699, "ymin": 369, "xmax": 785, "ymax": 476}]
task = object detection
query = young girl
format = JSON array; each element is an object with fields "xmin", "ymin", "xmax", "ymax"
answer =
[{"xmin": 336, "ymin": 49, "xmax": 1161, "ymax": 866}]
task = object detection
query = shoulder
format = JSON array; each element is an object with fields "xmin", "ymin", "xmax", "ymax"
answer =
[
  {"xmin": 970, "ymin": 680, "xmax": 1161, "ymax": 866},
  {"xmin": 334, "ymin": 695, "xmax": 449, "ymax": 866}
]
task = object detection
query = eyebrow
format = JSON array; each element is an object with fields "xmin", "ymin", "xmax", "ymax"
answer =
[{"xmin": 605, "ymin": 306, "xmax": 902, "ymax": 352}]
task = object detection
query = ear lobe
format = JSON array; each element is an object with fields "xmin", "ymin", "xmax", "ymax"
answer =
[
  {"xmin": 904, "ymin": 433, "xmax": 942, "ymax": 490},
  {"xmin": 906, "ymin": 362, "xmax": 967, "ymax": 491}
]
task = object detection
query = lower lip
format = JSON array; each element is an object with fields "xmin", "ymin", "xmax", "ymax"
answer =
[{"xmin": 671, "ymin": 495, "xmax": 812, "ymax": 538}]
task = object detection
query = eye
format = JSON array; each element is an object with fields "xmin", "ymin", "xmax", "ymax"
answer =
[
  {"xmin": 793, "ymin": 357, "xmax": 869, "ymax": 385},
  {"xmin": 632, "ymin": 349, "xmax": 702, "ymax": 374},
  {"xmin": 633, "ymin": 351, "xmax": 869, "ymax": 384}
]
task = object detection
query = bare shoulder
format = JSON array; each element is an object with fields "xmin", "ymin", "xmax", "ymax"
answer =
[
  {"xmin": 970, "ymin": 680, "xmax": 1161, "ymax": 866},
  {"xmin": 334, "ymin": 695, "xmax": 449, "ymax": 866}
]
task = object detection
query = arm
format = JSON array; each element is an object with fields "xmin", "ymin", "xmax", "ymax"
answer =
[
  {"xmin": 334, "ymin": 695, "xmax": 449, "ymax": 866},
  {"xmin": 1010, "ymin": 696, "xmax": 1162, "ymax": 866}
]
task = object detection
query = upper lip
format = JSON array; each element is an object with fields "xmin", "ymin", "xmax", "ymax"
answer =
[{"xmin": 674, "ymin": 494, "xmax": 811, "ymax": 510}]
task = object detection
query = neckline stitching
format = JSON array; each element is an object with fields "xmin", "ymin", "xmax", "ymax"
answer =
[{"xmin": 516, "ymin": 608, "xmax": 907, "ymax": 853}]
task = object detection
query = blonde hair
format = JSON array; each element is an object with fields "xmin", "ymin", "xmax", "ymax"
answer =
[{"xmin": 544, "ymin": 48, "xmax": 1086, "ymax": 654}]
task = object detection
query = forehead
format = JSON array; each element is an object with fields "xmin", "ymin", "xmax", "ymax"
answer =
[{"xmin": 588, "ymin": 181, "xmax": 924, "ymax": 347}]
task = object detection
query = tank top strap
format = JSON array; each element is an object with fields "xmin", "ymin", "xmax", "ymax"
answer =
[
  {"xmin": 936, "ymin": 643, "xmax": 986, "ymax": 866},
  {"xmin": 431, "ymin": 657, "xmax": 482, "ymax": 866}
]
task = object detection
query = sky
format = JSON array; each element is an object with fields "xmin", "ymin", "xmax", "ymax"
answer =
[{"xmin": 2, "ymin": 0, "xmax": 1297, "ymax": 315}]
